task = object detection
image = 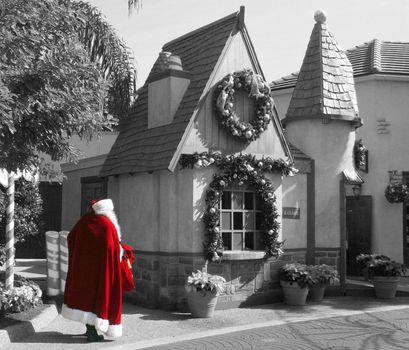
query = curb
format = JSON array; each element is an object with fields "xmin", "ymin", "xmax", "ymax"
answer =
[{"xmin": 0, "ymin": 303, "xmax": 58, "ymax": 348}]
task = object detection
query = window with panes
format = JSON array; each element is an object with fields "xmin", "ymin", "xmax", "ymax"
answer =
[{"xmin": 220, "ymin": 189, "xmax": 264, "ymax": 251}]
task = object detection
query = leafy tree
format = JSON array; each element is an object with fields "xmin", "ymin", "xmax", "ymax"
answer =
[{"xmin": 0, "ymin": 0, "xmax": 137, "ymax": 173}]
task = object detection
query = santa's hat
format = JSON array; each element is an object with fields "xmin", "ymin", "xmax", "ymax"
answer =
[
  {"xmin": 91, "ymin": 199, "xmax": 121, "ymax": 242},
  {"xmin": 91, "ymin": 199, "xmax": 114, "ymax": 214}
]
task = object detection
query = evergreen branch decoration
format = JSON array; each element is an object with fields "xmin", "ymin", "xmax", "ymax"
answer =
[
  {"xmin": 180, "ymin": 152, "xmax": 297, "ymax": 262},
  {"xmin": 213, "ymin": 69, "xmax": 274, "ymax": 142}
]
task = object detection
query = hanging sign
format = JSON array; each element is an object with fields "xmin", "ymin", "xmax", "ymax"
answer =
[{"xmin": 283, "ymin": 207, "xmax": 300, "ymax": 219}]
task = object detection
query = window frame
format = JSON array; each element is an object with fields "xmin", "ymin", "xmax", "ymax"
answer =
[{"xmin": 219, "ymin": 187, "xmax": 264, "ymax": 252}]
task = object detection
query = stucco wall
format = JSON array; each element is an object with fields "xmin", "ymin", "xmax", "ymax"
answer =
[
  {"xmin": 286, "ymin": 119, "xmax": 356, "ymax": 248},
  {"xmin": 282, "ymin": 173, "xmax": 308, "ymax": 249},
  {"xmin": 354, "ymin": 77, "xmax": 409, "ymax": 261},
  {"xmin": 60, "ymin": 156, "xmax": 105, "ymax": 231},
  {"xmin": 109, "ymin": 168, "xmax": 195, "ymax": 253},
  {"xmin": 272, "ymin": 76, "xmax": 409, "ymax": 262}
]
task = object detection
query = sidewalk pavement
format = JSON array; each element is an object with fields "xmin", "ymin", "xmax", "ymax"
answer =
[
  {"xmin": 3, "ymin": 261, "xmax": 409, "ymax": 349},
  {"xmin": 3, "ymin": 284, "xmax": 409, "ymax": 350}
]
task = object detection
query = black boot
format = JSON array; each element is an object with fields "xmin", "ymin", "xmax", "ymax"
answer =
[{"xmin": 85, "ymin": 324, "xmax": 104, "ymax": 342}]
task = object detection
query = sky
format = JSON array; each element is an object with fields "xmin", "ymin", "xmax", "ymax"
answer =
[{"xmin": 88, "ymin": 0, "xmax": 409, "ymax": 88}]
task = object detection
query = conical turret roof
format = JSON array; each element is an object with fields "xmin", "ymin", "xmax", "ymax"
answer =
[{"xmin": 283, "ymin": 11, "xmax": 362, "ymax": 127}]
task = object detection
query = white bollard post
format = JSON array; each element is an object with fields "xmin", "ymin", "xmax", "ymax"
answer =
[
  {"xmin": 45, "ymin": 231, "xmax": 60, "ymax": 296},
  {"xmin": 59, "ymin": 231, "xmax": 69, "ymax": 294}
]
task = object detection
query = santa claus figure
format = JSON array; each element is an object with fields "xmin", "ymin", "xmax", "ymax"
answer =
[{"xmin": 62, "ymin": 198, "xmax": 123, "ymax": 342}]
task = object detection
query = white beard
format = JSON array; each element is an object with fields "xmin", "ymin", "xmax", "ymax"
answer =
[
  {"xmin": 91, "ymin": 199, "xmax": 122, "ymax": 243},
  {"xmin": 94, "ymin": 209, "xmax": 121, "ymax": 242}
]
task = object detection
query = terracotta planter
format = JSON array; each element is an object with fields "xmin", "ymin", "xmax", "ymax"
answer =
[
  {"xmin": 373, "ymin": 276, "xmax": 400, "ymax": 299},
  {"xmin": 280, "ymin": 281, "xmax": 309, "ymax": 306},
  {"xmin": 187, "ymin": 290, "xmax": 218, "ymax": 318},
  {"xmin": 308, "ymin": 284, "xmax": 326, "ymax": 302}
]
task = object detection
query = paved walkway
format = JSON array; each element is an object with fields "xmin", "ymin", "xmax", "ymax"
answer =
[
  {"xmin": 140, "ymin": 307, "xmax": 409, "ymax": 350},
  {"xmin": 6, "ymin": 261, "xmax": 409, "ymax": 349},
  {"xmin": 5, "ymin": 296, "xmax": 409, "ymax": 350}
]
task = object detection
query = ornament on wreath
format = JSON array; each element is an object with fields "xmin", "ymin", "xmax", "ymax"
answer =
[{"xmin": 213, "ymin": 69, "xmax": 274, "ymax": 142}]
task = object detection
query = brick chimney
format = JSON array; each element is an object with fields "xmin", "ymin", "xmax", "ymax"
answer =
[{"xmin": 147, "ymin": 51, "xmax": 190, "ymax": 128}]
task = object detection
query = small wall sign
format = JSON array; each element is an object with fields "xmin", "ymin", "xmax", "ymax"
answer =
[{"xmin": 283, "ymin": 207, "xmax": 300, "ymax": 219}]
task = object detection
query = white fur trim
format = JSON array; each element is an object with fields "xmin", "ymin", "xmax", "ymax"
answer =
[
  {"xmin": 61, "ymin": 304, "xmax": 122, "ymax": 336},
  {"xmin": 92, "ymin": 199, "xmax": 114, "ymax": 213},
  {"xmin": 107, "ymin": 324, "xmax": 123, "ymax": 337},
  {"xmin": 92, "ymin": 199, "xmax": 121, "ymax": 242}
]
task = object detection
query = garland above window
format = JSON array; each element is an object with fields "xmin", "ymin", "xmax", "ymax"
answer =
[
  {"xmin": 180, "ymin": 152, "xmax": 297, "ymax": 262},
  {"xmin": 213, "ymin": 69, "xmax": 274, "ymax": 142},
  {"xmin": 179, "ymin": 152, "xmax": 297, "ymax": 177}
]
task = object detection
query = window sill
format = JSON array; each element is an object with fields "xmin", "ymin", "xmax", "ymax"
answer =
[{"xmin": 222, "ymin": 251, "xmax": 265, "ymax": 260}]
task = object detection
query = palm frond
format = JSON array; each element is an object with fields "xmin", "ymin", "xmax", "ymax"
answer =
[
  {"xmin": 128, "ymin": 0, "xmax": 142, "ymax": 14},
  {"xmin": 61, "ymin": 0, "xmax": 137, "ymax": 118}
]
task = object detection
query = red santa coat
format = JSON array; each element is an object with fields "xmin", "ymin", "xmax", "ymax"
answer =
[{"xmin": 61, "ymin": 212, "xmax": 122, "ymax": 337}]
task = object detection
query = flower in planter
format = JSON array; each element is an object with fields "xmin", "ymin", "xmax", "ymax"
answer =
[
  {"xmin": 279, "ymin": 263, "xmax": 312, "ymax": 288},
  {"xmin": 185, "ymin": 270, "xmax": 226, "ymax": 295},
  {"xmin": 307, "ymin": 264, "xmax": 339, "ymax": 286},
  {"xmin": 356, "ymin": 253, "xmax": 406, "ymax": 278},
  {"xmin": 0, "ymin": 275, "xmax": 42, "ymax": 314}
]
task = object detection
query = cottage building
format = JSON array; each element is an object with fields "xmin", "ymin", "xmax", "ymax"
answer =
[
  {"xmin": 59, "ymin": 8, "xmax": 407, "ymax": 310},
  {"xmin": 272, "ymin": 17, "xmax": 409, "ymax": 272}
]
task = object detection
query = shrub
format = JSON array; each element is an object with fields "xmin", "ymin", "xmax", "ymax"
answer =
[
  {"xmin": 308, "ymin": 264, "xmax": 339, "ymax": 285},
  {"xmin": 185, "ymin": 270, "xmax": 226, "ymax": 295},
  {"xmin": 356, "ymin": 253, "xmax": 406, "ymax": 278},
  {"xmin": 279, "ymin": 263, "xmax": 312, "ymax": 288},
  {"xmin": 0, "ymin": 275, "xmax": 43, "ymax": 314},
  {"xmin": 0, "ymin": 179, "xmax": 43, "ymax": 267}
]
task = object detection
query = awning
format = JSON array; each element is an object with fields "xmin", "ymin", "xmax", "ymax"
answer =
[{"xmin": 342, "ymin": 169, "xmax": 364, "ymax": 185}]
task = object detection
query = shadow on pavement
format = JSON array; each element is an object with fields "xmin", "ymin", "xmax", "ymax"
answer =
[{"xmin": 12, "ymin": 331, "xmax": 115, "ymax": 344}]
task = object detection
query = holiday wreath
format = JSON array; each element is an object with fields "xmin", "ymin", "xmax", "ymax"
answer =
[
  {"xmin": 180, "ymin": 152, "xmax": 297, "ymax": 261},
  {"xmin": 213, "ymin": 69, "xmax": 274, "ymax": 142},
  {"xmin": 385, "ymin": 182, "xmax": 409, "ymax": 203}
]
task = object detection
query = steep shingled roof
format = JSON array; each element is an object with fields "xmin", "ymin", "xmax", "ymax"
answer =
[
  {"xmin": 282, "ymin": 11, "xmax": 361, "ymax": 127},
  {"xmin": 100, "ymin": 12, "xmax": 239, "ymax": 176},
  {"xmin": 271, "ymin": 40, "xmax": 409, "ymax": 91}
]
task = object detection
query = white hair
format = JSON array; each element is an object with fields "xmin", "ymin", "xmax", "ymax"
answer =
[{"xmin": 92, "ymin": 199, "xmax": 121, "ymax": 242}]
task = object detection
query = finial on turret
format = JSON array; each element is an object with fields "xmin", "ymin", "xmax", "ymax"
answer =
[{"xmin": 314, "ymin": 10, "xmax": 327, "ymax": 24}]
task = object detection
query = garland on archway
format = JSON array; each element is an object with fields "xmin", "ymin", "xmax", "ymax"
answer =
[
  {"xmin": 180, "ymin": 152, "xmax": 297, "ymax": 262},
  {"xmin": 213, "ymin": 69, "xmax": 274, "ymax": 142}
]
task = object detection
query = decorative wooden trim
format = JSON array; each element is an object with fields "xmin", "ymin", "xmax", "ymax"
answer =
[
  {"xmin": 402, "ymin": 172, "xmax": 409, "ymax": 265},
  {"xmin": 80, "ymin": 176, "xmax": 107, "ymax": 184},
  {"xmin": 306, "ymin": 160, "xmax": 315, "ymax": 265},
  {"xmin": 339, "ymin": 178, "xmax": 347, "ymax": 295},
  {"xmin": 133, "ymin": 250, "xmax": 205, "ymax": 257},
  {"xmin": 314, "ymin": 247, "xmax": 341, "ymax": 251}
]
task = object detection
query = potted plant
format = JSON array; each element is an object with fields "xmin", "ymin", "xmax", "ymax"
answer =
[
  {"xmin": 185, "ymin": 270, "xmax": 226, "ymax": 318},
  {"xmin": 356, "ymin": 254, "xmax": 407, "ymax": 298},
  {"xmin": 356, "ymin": 253, "xmax": 390, "ymax": 280},
  {"xmin": 307, "ymin": 264, "xmax": 339, "ymax": 301},
  {"xmin": 279, "ymin": 263, "xmax": 311, "ymax": 306}
]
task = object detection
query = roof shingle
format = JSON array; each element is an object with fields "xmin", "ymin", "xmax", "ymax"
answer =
[
  {"xmin": 100, "ymin": 12, "xmax": 239, "ymax": 176},
  {"xmin": 283, "ymin": 13, "xmax": 361, "ymax": 126},
  {"xmin": 272, "ymin": 40, "xmax": 409, "ymax": 91}
]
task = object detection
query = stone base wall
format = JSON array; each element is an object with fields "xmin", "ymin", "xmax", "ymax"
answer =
[
  {"xmin": 128, "ymin": 249, "xmax": 311, "ymax": 310},
  {"xmin": 314, "ymin": 249, "xmax": 341, "ymax": 271}
]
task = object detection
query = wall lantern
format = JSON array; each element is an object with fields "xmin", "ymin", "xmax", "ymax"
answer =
[{"xmin": 352, "ymin": 184, "xmax": 362, "ymax": 197}]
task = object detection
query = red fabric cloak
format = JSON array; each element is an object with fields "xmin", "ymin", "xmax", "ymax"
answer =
[{"xmin": 62, "ymin": 212, "xmax": 122, "ymax": 337}]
